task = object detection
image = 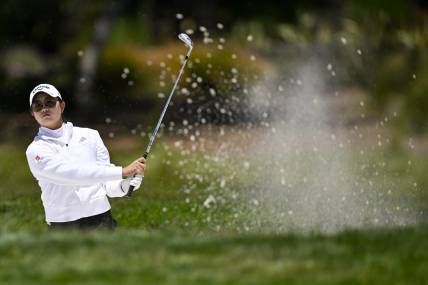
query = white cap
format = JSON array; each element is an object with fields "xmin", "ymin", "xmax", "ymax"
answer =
[{"xmin": 29, "ymin": 84, "xmax": 62, "ymax": 106}]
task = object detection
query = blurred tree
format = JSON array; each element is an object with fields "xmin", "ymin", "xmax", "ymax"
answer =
[{"xmin": 75, "ymin": 0, "xmax": 130, "ymax": 114}]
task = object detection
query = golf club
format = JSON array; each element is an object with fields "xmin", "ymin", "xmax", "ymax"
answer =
[{"xmin": 126, "ymin": 33, "xmax": 193, "ymax": 197}]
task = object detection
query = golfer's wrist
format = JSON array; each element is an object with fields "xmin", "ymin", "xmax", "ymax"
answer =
[{"xmin": 121, "ymin": 167, "xmax": 127, "ymax": 178}]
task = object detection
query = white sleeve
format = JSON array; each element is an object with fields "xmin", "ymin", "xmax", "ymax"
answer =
[
  {"xmin": 26, "ymin": 143, "xmax": 123, "ymax": 186},
  {"xmin": 93, "ymin": 131, "xmax": 126, "ymax": 197},
  {"xmin": 104, "ymin": 180, "xmax": 127, "ymax": 197},
  {"xmin": 94, "ymin": 131, "xmax": 111, "ymax": 165}
]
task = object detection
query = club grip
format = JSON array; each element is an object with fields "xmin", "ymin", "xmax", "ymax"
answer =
[
  {"xmin": 125, "ymin": 185, "xmax": 136, "ymax": 198},
  {"xmin": 125, "ymin": 152, "xmax": 148, "ymax": 198}
]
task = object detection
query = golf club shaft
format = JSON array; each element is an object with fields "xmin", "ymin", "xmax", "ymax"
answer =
[{"xmin": 126, "ymin": 47, "xmax": 192, "ymax": 197}]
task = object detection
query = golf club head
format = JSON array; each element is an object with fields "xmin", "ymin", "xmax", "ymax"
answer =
[{"xmin": 178, "ymin": 33, "xmax": 193, "ymax": 48}]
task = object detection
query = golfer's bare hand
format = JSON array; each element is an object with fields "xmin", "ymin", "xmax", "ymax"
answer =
[{"xmin": 122, "ymin": 157, "xmax": 146, "ymax": 177}]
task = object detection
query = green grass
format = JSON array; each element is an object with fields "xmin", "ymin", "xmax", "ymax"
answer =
[
  {"xmin": 0, "ymin": 227, "xmax": 427, "ymax": 285},
  {"xmin": 1, "ymin": 138, "xmax": 428, "ymax": 284}
]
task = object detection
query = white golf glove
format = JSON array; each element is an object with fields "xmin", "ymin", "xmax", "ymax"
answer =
[{"xmin": 120, "ymin": 175, "xmax": 143, "ymax": 193}]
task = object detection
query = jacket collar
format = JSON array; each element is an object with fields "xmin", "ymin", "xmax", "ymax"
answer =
[{"xmin": 37, "ymin": 122, "xmax": 73, "ymax": 146}]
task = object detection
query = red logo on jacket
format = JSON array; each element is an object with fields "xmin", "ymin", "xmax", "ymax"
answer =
[{"xmin": 35, "ymin": 155, "xmax": 41, "ymax": 161}]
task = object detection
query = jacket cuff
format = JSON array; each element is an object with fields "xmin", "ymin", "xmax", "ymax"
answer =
[{"xmin": 105, "ymin": 180, "xmax": 126, "ymax": 198}]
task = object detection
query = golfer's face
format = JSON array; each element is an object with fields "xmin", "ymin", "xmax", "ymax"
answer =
[{"xmin": 31, "ymin": 93, "xmax": 65, "ymax": 129}]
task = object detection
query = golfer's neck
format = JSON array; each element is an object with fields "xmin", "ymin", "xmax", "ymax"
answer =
[{"xmin": 43, "ymin": 120, "xmax": 63, "ymax": 130}]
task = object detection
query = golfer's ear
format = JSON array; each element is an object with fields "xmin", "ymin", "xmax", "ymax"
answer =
[
  {"xmin": 60, "ymin": 101, "xmax": 66, "ymax": 113},
  {"xmin": 29, "ymin": 110, "xmax": 34, "ymax": 117}
]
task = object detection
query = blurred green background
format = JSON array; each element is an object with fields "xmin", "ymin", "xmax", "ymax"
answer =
[
  {"xmin": 0, "ymin": 1, "xmax": 427, "ymax": 284},
  {"xmin": 0, "ymin": 0, "xmax": 427, "ymax": 133}
]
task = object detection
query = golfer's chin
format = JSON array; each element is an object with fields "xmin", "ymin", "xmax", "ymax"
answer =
[{"xmin": 38, "ymin": 116, "xmax": 62, "ymax": 129}]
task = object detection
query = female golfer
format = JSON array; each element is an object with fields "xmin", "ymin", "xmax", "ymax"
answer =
[{"xmin": 26, "ymin": 83, "xmax": 146, "ymax": 229}]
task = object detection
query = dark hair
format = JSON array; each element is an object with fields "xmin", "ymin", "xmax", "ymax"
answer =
[{"xmin": 57, "ymin": 98, "xmax": 67, "ymax": 122}]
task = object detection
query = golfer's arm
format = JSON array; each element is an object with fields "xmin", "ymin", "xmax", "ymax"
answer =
[
  {"xmin": 26, "ymin": 149, "xmax": 122, "ymax": 186},
  {"xmin": 92, "ymin": 131, "xmax": 128, "ymax": 197},
  {"xmin": 94, "ymin": 131, "xmax": 111, "ymax": 165},
  {"xmin": 102, "ymin": 180, "xmax": 127, "ymax": 197}
]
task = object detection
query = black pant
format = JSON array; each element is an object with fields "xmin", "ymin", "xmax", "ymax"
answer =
[{"xmin": 49, "ymin": 210, "xmax": 117, "ymax": 230}]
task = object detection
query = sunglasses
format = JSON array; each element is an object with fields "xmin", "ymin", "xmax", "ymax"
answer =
[{"xmin": 31, "ymin": 98, "xmax": 59, "ymax": 112}]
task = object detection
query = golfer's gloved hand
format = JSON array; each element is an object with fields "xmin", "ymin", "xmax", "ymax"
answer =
[{"xmin": 120, "ymin": 175, "xmax": 143, "ymax": 193}]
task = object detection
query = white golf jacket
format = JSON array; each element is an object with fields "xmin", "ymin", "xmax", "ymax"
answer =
[{"xmin": 26, "ymin": 122, "xmax": 126, "ymax": 223}]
